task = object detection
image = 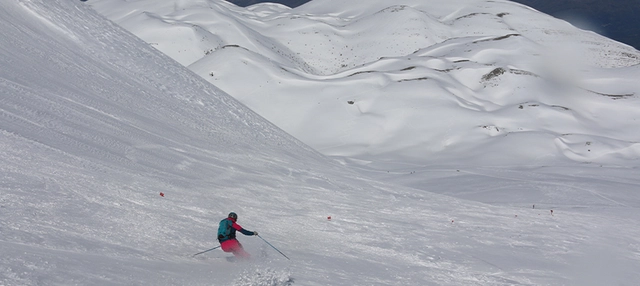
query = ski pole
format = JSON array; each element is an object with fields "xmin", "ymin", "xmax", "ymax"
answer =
[
  {"xmin": 192, "ymin": 245, "xmax": 221, "ymax": 257},
  {"xmin": 257, "ymin": 234, "xmax": 290, "ymax": 260}
]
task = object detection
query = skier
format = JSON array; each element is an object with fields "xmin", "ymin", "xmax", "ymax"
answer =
[{"xmin": 217, "ymin": 212, "xmax": 257, "ymax": 259}]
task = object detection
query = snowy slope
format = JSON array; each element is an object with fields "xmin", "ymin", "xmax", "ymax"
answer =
[
  {"xmin": 3, "ymin": 0, "xmax": 640, "ymax": 285},
  {"xmin": 90, "ymin": 0, "xmax": 640, "ymax": 170}
]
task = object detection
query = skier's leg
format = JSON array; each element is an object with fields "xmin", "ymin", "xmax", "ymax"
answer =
[
  {"xmin": 220, "ymin": 240, "xmax": 234, "ymax": 253},
  {"xmin": 230, "ymin": 240, "xmax": 251, "ymax": 259}
]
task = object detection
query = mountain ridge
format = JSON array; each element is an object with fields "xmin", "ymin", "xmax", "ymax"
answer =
[
  {"xmin": 227, "ymin": 0, "xmax": 640, "ymax": 50},
  {"xmin": 91, "ymin": 0, "xmax": 640, "ymax": 169}
]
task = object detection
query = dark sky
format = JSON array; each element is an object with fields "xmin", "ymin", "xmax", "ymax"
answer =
[
  {"xmin": 228, "ymin": 0, "xmax": 309, "ymax": 8},
  {"xmin": 226, "ymin": 0, "xmax": 640, "ymax": 51},
  {"xmin": 512, "ymin": 0, "xmax": 639, "ymax": 50}
]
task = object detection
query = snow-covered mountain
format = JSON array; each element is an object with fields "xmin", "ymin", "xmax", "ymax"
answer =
[
  {"xmin": 228, "ymin": 0, "xmax": 640, "ymax": 51},
  {"xmin": 2, "ymin": 0, "xmax": 640, "ymax": 285},
  {"xmin": 91, "ymin": 0, "xmax": 640, "ymax": 171}
]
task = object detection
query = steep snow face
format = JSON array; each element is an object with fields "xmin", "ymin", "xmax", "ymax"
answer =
[
  {"xmin": 0, "ymin": 0, "xmax": 382, "ymax": 284},
  {"xmin": 91, "ymin": 0, "xmax": 640, "ymax": 169}
]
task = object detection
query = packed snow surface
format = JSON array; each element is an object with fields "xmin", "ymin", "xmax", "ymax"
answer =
[{"xmin": 2, "ymin": 0, "xmax": 640, "ymax": 285}]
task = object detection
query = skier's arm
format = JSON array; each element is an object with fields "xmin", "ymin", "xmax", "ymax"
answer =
[{"xmin": 232, "ymin": 222, "xmax": 256, "ymax": 236}]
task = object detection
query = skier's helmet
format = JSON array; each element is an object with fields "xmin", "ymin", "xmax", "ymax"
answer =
[{"xmin": 228, "ymin": 212, "xmax": 238, "ymax": 221}]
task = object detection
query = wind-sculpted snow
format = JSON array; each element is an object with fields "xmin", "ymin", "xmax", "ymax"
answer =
[
  {"xmin": 92, "ymin": 0, "xmax": 640, "ymax": 169},
  {"xmin": 3, "ymin": 0, "xmax": 640, "ymax": 285}
]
